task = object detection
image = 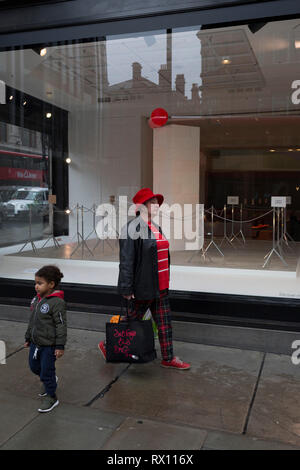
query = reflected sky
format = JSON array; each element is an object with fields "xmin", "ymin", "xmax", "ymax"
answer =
[{"xmin": 107, "ymin": 27, "xmax": 202, "ymax": 98}]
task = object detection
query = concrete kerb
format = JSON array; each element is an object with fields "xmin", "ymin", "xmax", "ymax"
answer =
[{"xmin": 0, "ymin": 303, "xmax": 298, "ymax": 355}]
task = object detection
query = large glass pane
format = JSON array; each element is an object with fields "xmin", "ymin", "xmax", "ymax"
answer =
[{"xmin": 0, "ymin": 18, "xmax": 299, "ymax": 296}]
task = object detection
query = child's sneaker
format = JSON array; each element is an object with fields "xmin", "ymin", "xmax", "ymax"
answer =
[
  {"xmin": 38, "ymin": 376, "xmax": 58, "ymax": 397},
  {"xmin": 161, "ymin": 356, "xmax": 191, "ymax": 370},
  {"xmin": 98, "ymin": 341, "xmax": 107, "ymax": 361},
  {"xmin": 38, "ymin": 395, "xmax": 59, "ymax": 413}
]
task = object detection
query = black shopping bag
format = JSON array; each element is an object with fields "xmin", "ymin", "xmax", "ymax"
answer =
[{"xmin": 106, "ymin": 299, "xmax": 157, "ymax": 363}]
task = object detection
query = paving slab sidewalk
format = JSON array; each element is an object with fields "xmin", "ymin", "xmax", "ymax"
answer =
[{"xmin": 0, "ymin": 319, "xmax": 299, "ymax": 450}]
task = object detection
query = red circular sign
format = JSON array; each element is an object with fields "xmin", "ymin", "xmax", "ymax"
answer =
[{"xmin": 148, "ymin": 108, "xmax": 168, "ymax": 128}]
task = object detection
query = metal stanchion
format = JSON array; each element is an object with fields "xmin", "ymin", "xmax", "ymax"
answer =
[
  {"xmin": 68, "ymin": 203, "xmax": 81, "ymax": 244},
  {"xmin": 230, "ymin": 204, "xmax": 243, "ymax": 245},
  {"xmin": 280, "ymin": 206, "xmax": 295, "ymax": 251},
  {"xmin": 188, "ymin": 208, "xmax": 212, "ymax": 262},
  {"xmin": 19, "ymin": 206, "xmax": 37, "ymax": 253},
  {"xmin": 203, "ymin": 206, "xmax": 224, "ymax": 257},
  {"xmin": 70, "ymin": 205, "xmax": 94, "ymax": 258},
  {"xmin": 85, "ymin": 204, "xmax": 97, "ymax": 241},
  {"xmin": 188, "ymin": 246, "xmax": 207, "ymax": 263},
  {"xmin": 220, "ymin": 204, "xmax": 235, "ymax": 248},
  {"xmin": 233, "ymin": 204, "xmax": 246, "ymax": 244},
  {"xmin": 42, "ymin": 204, "xmax": 60, "ymax": 249},
  {"xmin": 92, "ymin": 203, "xmax": 117, "ymax": 253},
  {"xmin": 263, "ymin": 207, "xmax": 287, "ymax": 268},
  {"xmin": 75, "ymin": 203, "xmax": 80, "ymax": 244}
]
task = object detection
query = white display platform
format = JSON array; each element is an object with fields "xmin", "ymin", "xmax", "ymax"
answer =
[{"xmin": 0, "ymin": 238, "xmax": 299, "ymax": 299}]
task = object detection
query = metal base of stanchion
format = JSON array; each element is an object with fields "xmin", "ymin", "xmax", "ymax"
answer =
[
  {"xmin": 263, "ymin": 247, "xmax": 288, "ymax": 268},
  {"xmin": 263, "ymin": 207, "xmax": 288, "ymax": 268},
  {"xmin": 93, "ymin": 237, "xmax": 116, "ymax": 253},
  {"xmin": 220, "ymin": 235, "xmax": 236, "ymax": 248},
  {"xmin": 69, "ymin": 205, "xmax": 94, "ymax": 258},
  {"xmin": 280, "ymin": 233, "xmax": 296, "ymax": 253},
  {"xmin": 203, "ymin": 239, "xmax": 224, "ymax": 257},
  {"xmin": 220, "ymin": 204, "xmax": 235, "ymax": 249},
  {"xmin": 42, "ymin": 235, "xmax": 60, "ymax": 249},
  {"xmin": 202, "ymin": 206, "xmax": 224, "ymax": 258},
  {"xmin": 188, "ymin": 246, "xmax": 213, "ymax": 263},
  {"xmin": 19, "ymin": 240, "xmax": 37, "ymax": 254},
  {"xmin": 231, "ymin": 230, "xmax": 246, "ymax": 245},
  {"xmin": 19, "ymin": 207, "xmax": 38, "ymax": 253},
  {"xmin": 70, "ymin": 233, "xmax": 94, "ymax": 257},
  {"xmin": 85, "ymin": 204, "xmax": 119, "ymax": 254}
]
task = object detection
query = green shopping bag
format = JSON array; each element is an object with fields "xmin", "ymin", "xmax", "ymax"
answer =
[{"xmin": 143, "ymin": 309, "xmax": 158, "ymax": 339}]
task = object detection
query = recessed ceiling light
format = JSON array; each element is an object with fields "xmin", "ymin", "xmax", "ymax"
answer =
[
  {"xmin": 65, "ymin": 157, "xmax": 72, "ymax": 164},
  {"xmin": 9, "ymin": 95, "xmax": 13, "ymax": 101},
  {"xmin": 269, "ymin": 149, "xmax": 276, "ymax": 152},
  {"xmin": 222, "ymin": 57, "xmax": 231, "ymax": 65},
  {"xmin": 46, "ymin": 112, "xmax": 52, "ymax": 119},
  {"xmin": 23, "ymin": 101, "xmax": 27, "ymax": 106},
  {"xmin": 288, "ymin": 148, "xmax": 294, "ymax": 152},
  {"xmin": 40, "ymin": 48, "xmax": 47, "ymax": 57}
]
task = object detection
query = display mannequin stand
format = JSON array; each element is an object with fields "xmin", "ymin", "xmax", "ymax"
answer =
[
  {"xmin": 280, "ymin": 206, "xmax": 295, "ymax": 251},
  {"xmin": 188, "ymin": 246, "xmax": 212, "ymax": 263},
  {"xmin": 220, "ymin": 204, "xmax": 235, "ymax": 248},
  {"xmin": 84, "ymin": 204, "xmax": 113, "ymax": 252},
  {"xmin": 188, "ymin": 207, "xmax": 212, "ymax": 262},
  {"xmin": 42, "ymin": 204, "xmax": 60, "ymax": 249},
  {"xmin": 232, "ymin": 204, "xmax": 246, "ymax": 244},
  {"xmin": 93, "ymin": 202, "xmax": 118, "ymax": 253},
  {"xmin": 70, "ymin": 205, "xmax": 94, "ymax": 258},
  {"xmin": 230, "ymin": 204, "xmax": 244, "ymax": 245},
  {"xmin": 263, "ymin": 207, "xmax": 287, "ymax": 268},
  {"xmin": 203, "ymin": 206, "xmax": 224, "ymax": 257}
]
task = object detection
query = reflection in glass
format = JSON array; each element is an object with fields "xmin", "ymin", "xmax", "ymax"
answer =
[{"xmin": 0, "ymin": 19, "xmax": 299, "ymax": 280}]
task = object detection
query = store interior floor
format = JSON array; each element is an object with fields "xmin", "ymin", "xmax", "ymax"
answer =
[{"xmin": 7, "ymin": 236, "xmax": 300, "ymax": 272}]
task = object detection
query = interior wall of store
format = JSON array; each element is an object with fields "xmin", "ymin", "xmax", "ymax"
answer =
[
  {"xmin": 68, "ymin": 108, "xmax": 143, "ymax": 237},
  {"xmin": 153, "ymin": 124, "xmax": 200, "ymax": 251}
]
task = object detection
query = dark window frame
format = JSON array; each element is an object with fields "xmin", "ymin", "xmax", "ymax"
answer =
[{"xmin": 0, "ymin": 1, "xmax": 299, "ymax": 49}]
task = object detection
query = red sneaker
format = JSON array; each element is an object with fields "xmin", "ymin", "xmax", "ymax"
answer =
[
  {"xmin": 98, "ymin": 341, "xmax": 107, "ymax": 361},
  {"xmin": 161, "ymin": 356, "xmax": 191, "ymax": 370}
]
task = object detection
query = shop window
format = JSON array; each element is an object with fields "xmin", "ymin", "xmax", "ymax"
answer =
[{"xmin": 0, "ymin": 17, "xmax": 300, "ymax": 297}]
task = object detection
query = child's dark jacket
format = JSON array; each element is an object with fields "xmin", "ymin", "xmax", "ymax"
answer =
[{"xmin": 25, "ymin": 291, "xmax": 67, "ymax": 349}]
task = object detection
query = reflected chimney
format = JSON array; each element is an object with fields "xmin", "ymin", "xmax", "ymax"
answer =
[
  {"xmin": 132, "ymin": 62, "xmax": 142, "ymax": 81},
  {"xmin": 158, "ymin": 64, "xmax": 171, "ymax": 91},
  {"xmin": 191, "ymin": 83, "xmax": 200, "ymax": 102},
  {"xmin": 175, "ymin": 74, "xmax": 185, "ymax": 96}
]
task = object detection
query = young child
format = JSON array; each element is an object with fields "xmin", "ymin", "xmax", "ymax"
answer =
[{"xmin": 24, "ymin": 265, "xmax": 67, "ymax": 413}]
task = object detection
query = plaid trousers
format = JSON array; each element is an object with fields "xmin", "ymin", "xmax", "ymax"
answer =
[{"xmin": 127, "ymin": 289, "xmax": 173, "ymax": 362}]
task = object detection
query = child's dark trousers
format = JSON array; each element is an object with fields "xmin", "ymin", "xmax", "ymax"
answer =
[{"xmin": 29, "ymin": 343, "xmax": 57, "ymax": 396}]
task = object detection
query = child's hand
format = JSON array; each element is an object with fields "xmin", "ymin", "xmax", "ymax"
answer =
[
  {"xmin": 24, "ymin": 342, "xmax": 30, "ymax": 348},
  {"xmin": 55, "ymin": 349, "xmax": 64, "ymax": 359}
]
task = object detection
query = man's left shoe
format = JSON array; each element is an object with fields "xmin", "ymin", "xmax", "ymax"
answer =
[
  {"xmin": 38, "ymin": 395, "xmax": 59, "ymax": 413},
  {"xmin": 161, "ymin": 356, "xmax": 191, "ymax": 370},
  {"xmin": 98, "ymin": 341, "xmax": 107, "ymax": 361}
]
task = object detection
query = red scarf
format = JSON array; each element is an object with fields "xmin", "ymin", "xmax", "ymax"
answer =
[{"xmin": 148, "ymin": 221, "xmax": 169, "ymax": 291}]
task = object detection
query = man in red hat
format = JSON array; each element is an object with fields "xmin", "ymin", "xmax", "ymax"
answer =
[{"xmin": 99, "ymin": 188, "xmax": 191, "ymax": 370}]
